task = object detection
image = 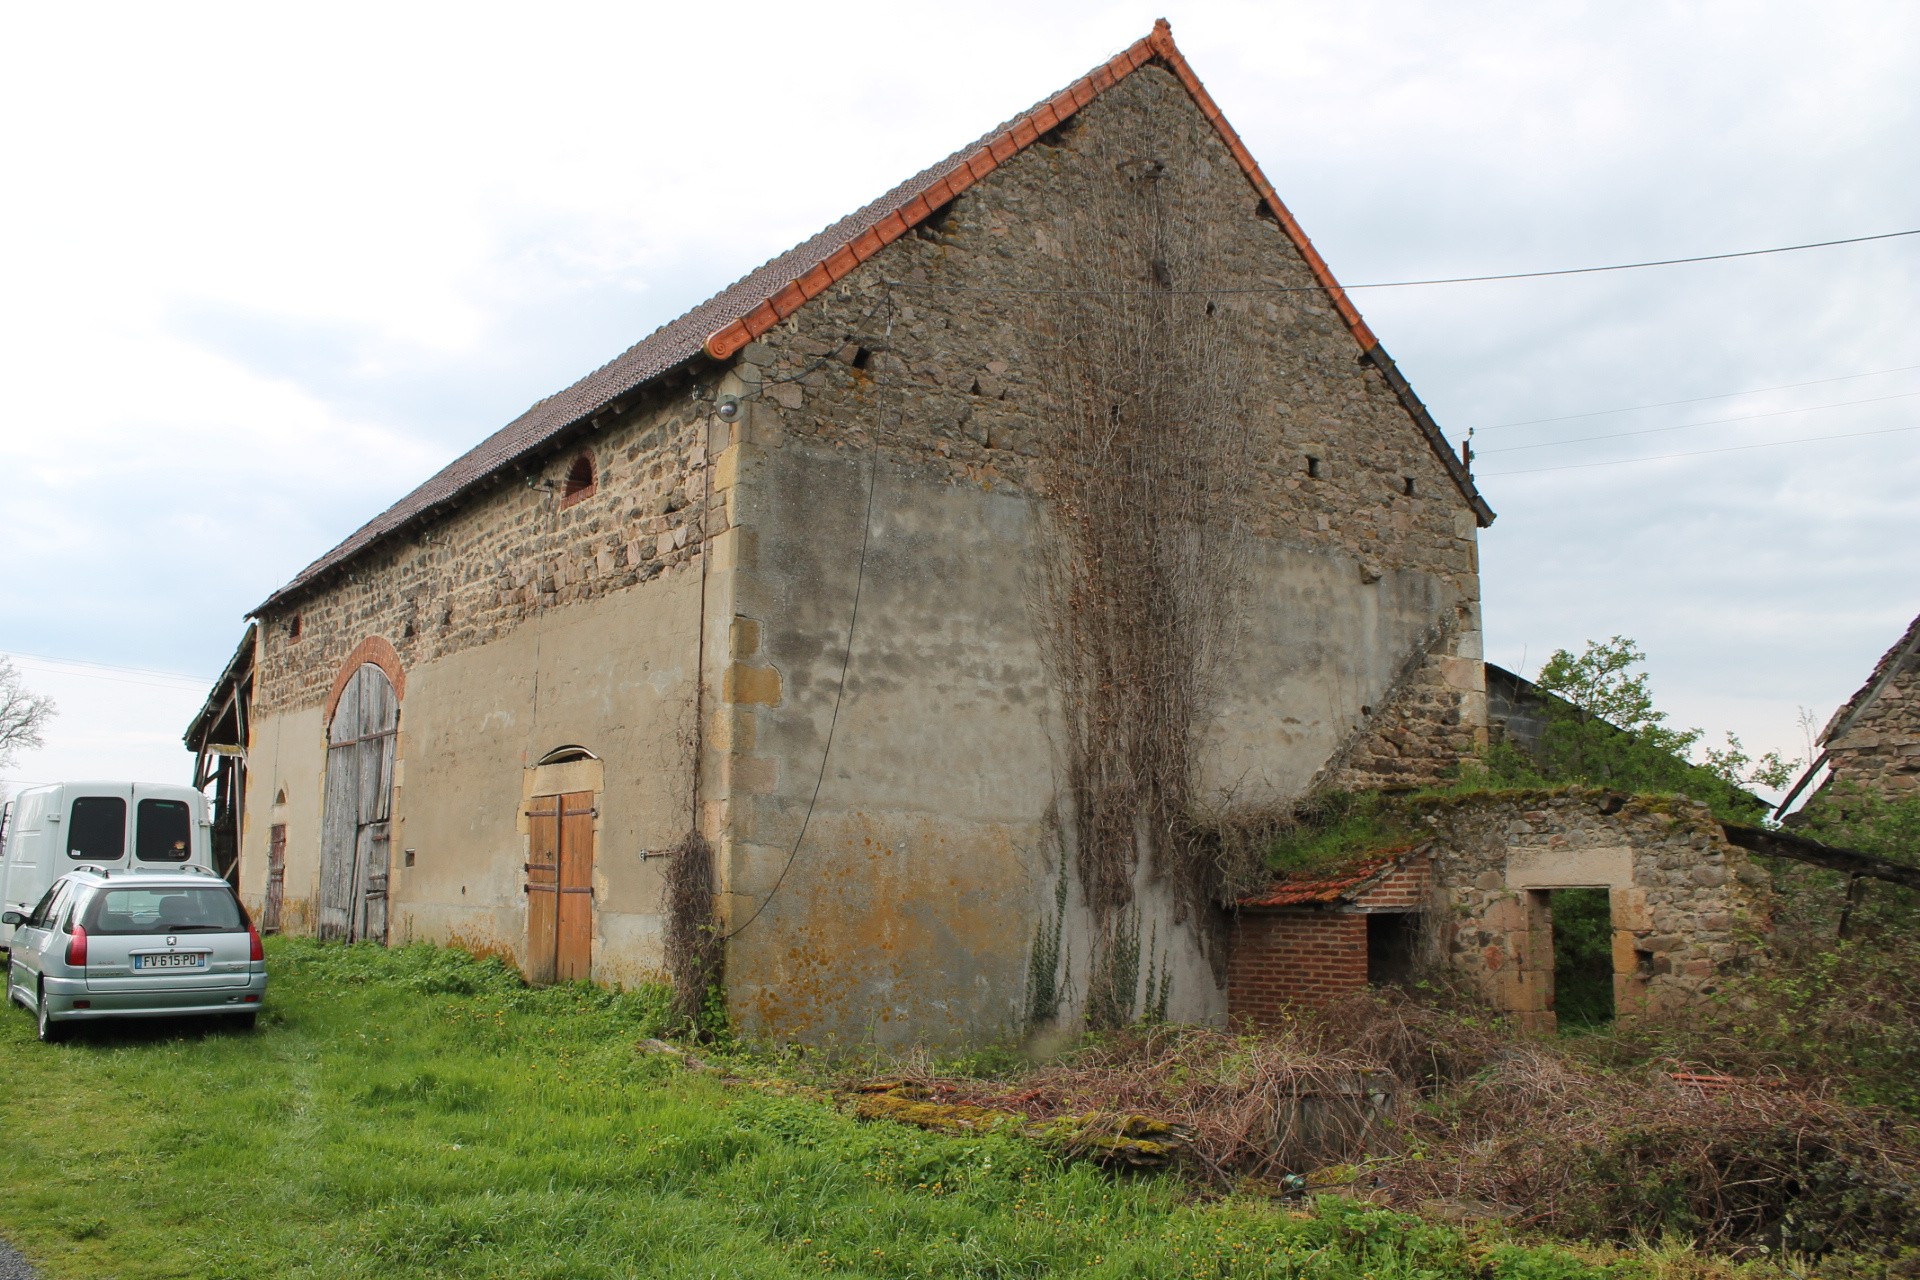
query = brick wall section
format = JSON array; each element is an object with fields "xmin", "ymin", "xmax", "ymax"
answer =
[
  {"xmin": 1228, "ymin": 911, "xmax": 1368, "ymax": 1025},
  {"xmin": 1227, "ymin": 854, "xmax": 1434, "ymax": 1023},
  {"xmin": 1353, "ymin": 858, "xmax": 1432, "ymax": 911},
  {"xmin": 252, "ymin": 379, "xmax": 720, "ymax": 718}
]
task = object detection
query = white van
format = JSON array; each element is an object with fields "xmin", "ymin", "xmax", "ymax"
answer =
[{"xmin": 0, "ymin": 783, "xmax": 214, "ymax": 951}]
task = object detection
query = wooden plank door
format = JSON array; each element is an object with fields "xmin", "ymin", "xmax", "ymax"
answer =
[
  {"xmin": 524, "ymin": 797, "xmax": 561, "ymax": 985},
  {"xmin": 523, "ymin": 790, "xmax": 594, "ymax": 983},
  {"xmin": 556, "ymin": 791, "xmax": 595, "ymax": 981},
  {"xmin": 264, "ymin": 824, "xmax": 287, "ymax": 933},
  {"xmin": 317, "ymin": 674, "xmax": 363, "ymax": 941},
  {"xmin": 320, "ymin": 663, "xmax": 399, "ymax": 943}
]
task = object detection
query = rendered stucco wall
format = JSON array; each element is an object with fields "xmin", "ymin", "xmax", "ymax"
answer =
[{"xmin": 243, "ymin": 572, "xmax": 710, "ymax": 985}]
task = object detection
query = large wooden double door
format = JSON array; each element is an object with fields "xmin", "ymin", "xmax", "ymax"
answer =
[
  {"xmin": 524, "ymin": 791, "xmax": 594, "ymax": 983},
  {"xmin": 319, "ymin": 664, "xmax": 396, "ymax": 943}
]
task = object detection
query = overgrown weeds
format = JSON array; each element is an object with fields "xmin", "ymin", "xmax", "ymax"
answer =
[{"xmin": 840, "ymin": 987, "xmax": 1920, "ymax": 1266}]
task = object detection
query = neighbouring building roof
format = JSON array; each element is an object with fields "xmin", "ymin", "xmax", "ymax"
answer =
[
  {"xmin": 1819, "ymin": 610, "xmax": 1920, "ymax": 750},
  {"xmin": 1778, "ymin": 607, "xmax": 1920, "ymax": 813},
  {"xmin": 183, "ymin": 624, "xmax": 256, "ymax": 750},
  {"xmin": 1237, "ymin": 846, "xmax": 1419, "ymax": 909},
  {"xmin": 256, "ymin": 19, "xmax": 1493, "ymax": 615}
]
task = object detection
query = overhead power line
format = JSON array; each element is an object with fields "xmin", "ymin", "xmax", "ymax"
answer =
[
  {"xmin": 1478, "ymin": 422, "xmax": 1920, "ymax": 477},
  {"xmin": 882, "ymin": 226, "xmax": 1920, "ymax": 296},
  {"xmin": 1346, "ymin": 227, "xmax": 1920, "ymax": 289},
  {"xmin": 1, "ymin": 651, "xmax": 211, "ymax": 691},
  {"xmin": 1481, "ymin": 361, "xmax": 1920, "ymax": 430},
  {"xmin": 1477, "ymin": 388, "xmax": 1920, "ymax": 455}
]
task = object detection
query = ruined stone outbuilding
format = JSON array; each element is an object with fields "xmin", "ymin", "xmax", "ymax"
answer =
[
  {"xmin": 200, "ymin": 22, "xmax": 1498, "ymax": 1047},
  {"xmin": 1227, "ymin": 789, "xmax": 1773, "ymax": 1033}
]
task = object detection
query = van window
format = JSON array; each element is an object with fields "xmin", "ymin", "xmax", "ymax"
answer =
[
  {"xmin": 83, "ymin": 887, "xmax": 245, "ymax": 935},
  {"xmin": 136, "ymin": 800, "xmax": 193, "ymax": 862},
  {"xmin": 67, "ymin": 797, "xmax": 126, "ymax": 861}
]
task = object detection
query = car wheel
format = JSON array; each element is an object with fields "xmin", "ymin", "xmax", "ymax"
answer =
[
  {"xmin": 234, "ymin": 1012, "xmax": 258, "ymax": 1033},
  {"xmin": 35, "ymin": 981, "xmax": 65, "ymax": 1043}
]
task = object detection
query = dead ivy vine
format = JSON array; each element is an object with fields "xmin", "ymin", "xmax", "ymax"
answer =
[{"xmin": 1033, "ymin": 132, "xmax": 1260, "ymax": 1027}]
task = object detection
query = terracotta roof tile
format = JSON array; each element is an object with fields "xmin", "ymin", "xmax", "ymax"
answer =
[
  {"xmin": 1236, "ymin": 847, "xmax": 1416, "ymax": 909},
  {"xmin": 258, "ymin": 19, "xmax": 1489, "ymax": 613}
]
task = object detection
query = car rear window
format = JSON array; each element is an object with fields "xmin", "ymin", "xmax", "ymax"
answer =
[
  {"xmin": 67, "ymin": 796, "xmax": 126, "ymax": 860},
  {"xmin": 135, "ymin": 799, "xmax": 193, "ymax": 862},
  {"xmin": 81, "ymin": 887, "xmax": 245, "ymax": 935}
]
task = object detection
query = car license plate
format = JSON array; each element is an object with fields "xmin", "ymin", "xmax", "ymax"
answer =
[{"xmin": 134, "ymin": 952, "xmax": 208, "ymax": 971}]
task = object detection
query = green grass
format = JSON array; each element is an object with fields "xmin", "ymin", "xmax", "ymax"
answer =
[
  {"xmin": 0, "ymin": 939, "xmax": 1621, "ymax": 1279},
  {"xmin": 1263, "ymin": 791, "xmax": 1416, "ymax": 875}
]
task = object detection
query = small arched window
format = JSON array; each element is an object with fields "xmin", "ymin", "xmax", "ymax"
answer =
[
  {"xmin": 535, "ymin": 744, "xmax": 600, "ymax": 766},
  {"xmin": 561, "ymin": 452, "xmax": 596, "ymax": 507}
]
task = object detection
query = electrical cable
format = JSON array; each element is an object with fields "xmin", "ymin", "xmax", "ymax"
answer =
[
  {"xmin": 1, "ymin": 650, "xmax": 211, "ymax": 685},
  {"xmin": 1477, "ymin": 421, "xmax": 1920, "ymax": 477},
  {"xmin": 1477, "ymin": 389, "xmax": 1920, "ymax": 455},
  {"xmin": 1343, "ymin": 227, "xmax": 1920, "ymax": 289},
  {"xmin": 720, "ymin": 429, "xmax": 882, "ymax": 943},
  {"xmin": 881, "ymin": 227, "xmax": 1920, "ymax": 296}
]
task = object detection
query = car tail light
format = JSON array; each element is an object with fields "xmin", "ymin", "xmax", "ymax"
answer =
[
  {"xmin": 248, "ymin": 923, "xmax": 264, "ymax": 963},
  {"xmin": 66, "ymin": 924, "xmax": 88, "ymax": 967}
]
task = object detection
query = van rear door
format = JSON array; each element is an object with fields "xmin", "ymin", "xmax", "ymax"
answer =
[
  {"xmin": 63, "ymin": 791, "xmax": 130, "ymax": 867},
  {"xmin": 131, "ymin": 789, "xmax": 200, "ymax": 867}
]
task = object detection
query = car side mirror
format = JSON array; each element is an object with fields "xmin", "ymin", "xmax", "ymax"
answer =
[{"xmin": 1, "ymin": 911, "xmax": 24, "ymax": 927}]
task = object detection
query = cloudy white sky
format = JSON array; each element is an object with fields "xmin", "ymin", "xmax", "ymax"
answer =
[{"xmin": 2, "ymin": 1, "xmax": 1915, "ymax": 798}]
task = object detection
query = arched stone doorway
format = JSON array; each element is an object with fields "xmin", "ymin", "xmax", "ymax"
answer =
[{"xmin": 319, "ymin": 660, "xmax": 399, "ymax": 942}]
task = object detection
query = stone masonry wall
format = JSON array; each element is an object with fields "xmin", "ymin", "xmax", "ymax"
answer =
[
  {"xmin": 723, "ymin": 63, "xmax": 1486, "ymax": 789},
  {"xmin": 1413, "ymin": 790, "xmax": 1772, "ymax": 1028},
  {"xmin": 253, "ymin": 375, "xmax": 722, "ymax": 718}
]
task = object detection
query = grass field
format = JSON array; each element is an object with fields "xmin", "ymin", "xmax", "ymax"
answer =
[{"xmin": 0, "ymin": 940, "xmax": 1618, "ymax": 1280}]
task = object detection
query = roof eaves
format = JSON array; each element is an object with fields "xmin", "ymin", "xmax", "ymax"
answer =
[{"xmin": 184, "ymin": 623, "xmax": 257, "ymax": 749}]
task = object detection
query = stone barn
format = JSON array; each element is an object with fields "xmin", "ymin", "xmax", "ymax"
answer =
[{"xmin": 205, "ymin": 22, "xmax": 1497, "ymax": 1047}]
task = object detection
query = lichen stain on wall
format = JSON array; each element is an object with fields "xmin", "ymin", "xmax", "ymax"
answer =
[{"xmin": 734, "ymin": 810, "xmax": 1033, "ymax": 1045}]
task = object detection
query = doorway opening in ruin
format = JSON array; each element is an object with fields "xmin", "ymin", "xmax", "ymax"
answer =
[
  {"xmin": 1548, "ymin": 887, "xmax": 1615, "ymax": 1028},
  {"xmin": 1366, "ymin": 912, "xmax": 1419, "ymax": 989}
]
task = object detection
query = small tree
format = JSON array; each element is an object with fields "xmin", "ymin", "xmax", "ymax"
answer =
[
  {"xmin": 1515, "ymin": 637, "xmax": 1794, "ymax": 820},
  {"xmin": 0, "ymin": 657, "xmax": 56, "ymax": 770}
]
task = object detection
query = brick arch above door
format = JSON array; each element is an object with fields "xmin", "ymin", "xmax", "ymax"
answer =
[{"xmin": 324, "ymin": 636, "xmax": 407, "ymax": 725}]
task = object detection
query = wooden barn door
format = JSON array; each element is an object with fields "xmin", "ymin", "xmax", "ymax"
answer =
[
  {"xmin": 263, "ymin": 823, "xmax": 287, "ymax": 933},
  {"xmin": 524, "ymin": 790, "xmax": 594, "ymax": 983},
  {"xmin": 319, "ymin": 664, "xmax": 398, "ymax": 943}
]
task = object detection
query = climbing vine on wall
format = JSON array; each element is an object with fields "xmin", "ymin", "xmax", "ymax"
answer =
[
  {"xmin": 1032, "ymin": 127, "xmax": 1259, "ymax": 1027},
  {"xmin": 661, "ymin": 829, "xmax": 723, "ymax": 1033}
]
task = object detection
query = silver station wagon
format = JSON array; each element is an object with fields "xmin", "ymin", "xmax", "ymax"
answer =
[{"xmin": 4, "ymin": 867, "xmax": 266, "ymax": 1041}]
